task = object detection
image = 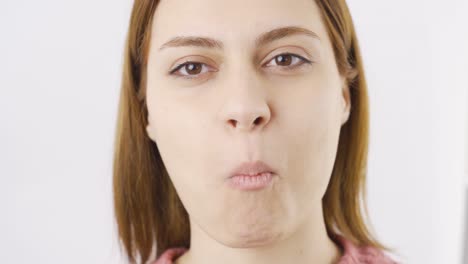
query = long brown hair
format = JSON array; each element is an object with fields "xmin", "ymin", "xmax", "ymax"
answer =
[{"xmin": 113, "ymin": 0, "xmax": 396, "ymax": 263}]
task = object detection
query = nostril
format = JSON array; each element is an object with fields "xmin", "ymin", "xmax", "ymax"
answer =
[
  {"xmin": 228, "ymin": 116, "xmax": 264, "ymax": 129},
  {"xmin": 254, "ymin": 117, "xmax": 263, "ymax": 125},
  {"xmin": 229, "ymin": 119, "xmax": 237, "ymax": 127}
]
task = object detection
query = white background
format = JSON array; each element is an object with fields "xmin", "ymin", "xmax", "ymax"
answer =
[{"xmin": 1, "ymin": 0, "xmax": 467, "ymax": 263}]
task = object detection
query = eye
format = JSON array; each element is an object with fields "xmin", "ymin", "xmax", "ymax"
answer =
[
  {"xmin": 169, "ymin": 61, "xmax": 215, "ymax": 79},
  {"xmin": 264, "ymin": 53, "xmax": 312, "ymax": 69},
  {"xmin": 168, "ymin": 53, "xmax": 312, "ymax": 80}
]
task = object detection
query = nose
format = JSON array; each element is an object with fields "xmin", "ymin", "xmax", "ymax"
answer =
[
  {"xmin": 219, "ymin": 71, "xmax": 272, "ymax": 133},
  {"xmin": 226, "ymin": 106, "xmax": 270, "ymax": 132}
]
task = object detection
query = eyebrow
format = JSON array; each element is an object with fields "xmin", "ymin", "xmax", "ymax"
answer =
[{"xmin": 158, "ymin": 26, "xmax": 320, "ymax": 51}]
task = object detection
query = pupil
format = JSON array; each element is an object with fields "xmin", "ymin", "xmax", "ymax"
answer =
[
  {"xmin": 186, "ymin": 63, "xmax": 201, "ymax": 74},
  {"xmin": 277, "ymin": 55, "xmax": 292, "ymax": 66}
]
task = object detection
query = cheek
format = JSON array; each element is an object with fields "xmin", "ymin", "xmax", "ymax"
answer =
[
  {"xmin": 146, "ymin": 81, "xmax": 206, "ymax": 196},
  {"xmin": 146, "ymin": 77, "xmax": 204, "ymax": 151},
  {"xmin": 279, "ymin": 79, "xmax": 343, "ymax": 200}
]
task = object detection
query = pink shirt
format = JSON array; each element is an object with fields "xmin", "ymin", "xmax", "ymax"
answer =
[{"xmin": 151, "ymin": 234, "xmax": 398, "ymax": 264}]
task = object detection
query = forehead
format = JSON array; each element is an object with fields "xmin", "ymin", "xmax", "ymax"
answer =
[{"xmin": 151, "ymin": 0, "xmax": 326, "ymax": 50}]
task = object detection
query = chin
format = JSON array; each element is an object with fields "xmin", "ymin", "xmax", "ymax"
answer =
[{"xmin": 219, "ymin": 225, "xmax": 286, "ymax": 248}]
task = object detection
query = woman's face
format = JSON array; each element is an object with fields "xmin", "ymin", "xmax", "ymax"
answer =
[{"xmin": 146, "ymin": 0, "xmax": 350, "ymax": 247}]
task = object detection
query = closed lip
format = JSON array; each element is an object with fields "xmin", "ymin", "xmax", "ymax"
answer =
[{"xmin": 228, "ymin": 160, "xmax": 277, "ymax": 178}]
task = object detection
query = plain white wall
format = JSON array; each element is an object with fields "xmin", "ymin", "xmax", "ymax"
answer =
[
  {"xmin": 347, "ymin": 0, "xmax": 468, "ymax": 263},
  {"xmin": 0, "ymin": 0, "xmax": 130, "ymax": 263},
  {"xmin": 1, "ymin": 0, "xmax": 467, "ymax": 263}
]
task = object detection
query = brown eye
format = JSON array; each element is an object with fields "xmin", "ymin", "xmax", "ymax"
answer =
[
  {"xmin": 265, "ymin": 53, "xmax": 312, "ymax": 69},
  {"xmin": 275, "ymin": 54, "xmax": 293, "ymax": 66},
  {"xmin": 184, "ymin": 63, "xmax": 202, "ymax": 75},
  {"xmin": 169, "ymin": 61, "xmax": 214, "ymax": 79}
]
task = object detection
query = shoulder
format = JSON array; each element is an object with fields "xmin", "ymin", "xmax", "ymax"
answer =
[
  {"xmin": 151, "ymin": 247, "xmax": 188, "ymax": 264},
  {"xmin": 333, "ymin": 234, "xmax": 399, "ymax": 264}
]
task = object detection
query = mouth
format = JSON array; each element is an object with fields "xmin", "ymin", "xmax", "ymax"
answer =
[
  {"xmin": 227, "ymin": 160, "xmax": 277, "ymax": 191},
  {"xmin": 227, "ymin": 172, "xmax": 275, "ymax": 191}
]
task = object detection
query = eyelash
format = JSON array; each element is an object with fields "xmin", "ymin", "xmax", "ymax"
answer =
[{"xmin": 168, "ymin": 53, "xmax": 313, "ymax": 80}]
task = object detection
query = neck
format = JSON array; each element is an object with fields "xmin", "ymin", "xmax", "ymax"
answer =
[{"xmin": 175, "ymin": 205, "xmax": 343, "ymax": 264}]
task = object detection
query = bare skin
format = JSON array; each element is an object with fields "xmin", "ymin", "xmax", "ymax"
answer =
[{"xmin": 145, "ymin": 0, "xmax": 351, "ymax": 263}]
